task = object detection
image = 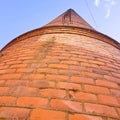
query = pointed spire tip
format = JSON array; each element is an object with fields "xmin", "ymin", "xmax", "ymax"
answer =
[{"xmin": 44, "ymin": 9, "xmax": 94, "ymax": 30}]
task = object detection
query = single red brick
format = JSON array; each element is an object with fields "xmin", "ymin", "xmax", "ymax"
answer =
[
  {"xmin": 0, "ymin": 87, "xmax": 9, "ymax": 95},
  {"xmin": 17, "ymin": 97, "xmax": 48, "ymax": 108},
  {"xmin": 48, "ymin": 64, "xmax": 68, "ymax": 69},
  {"xmin": 46, "ymin": 74, "xmax": 69, "ymax": 81},
  {"xmin": 88, "ymin": 60, "xmax": 105, "ymax": 65},
  {"xmin": 42, "ymin": 58, "xmax": 60, "ymax": 64},
  {"xmin": 81, "ymin": 62, "xmax": 99, "ymax": 68},
  {"xmin": 10, "ymin": 64, "xmax": 27, "ymax": 68},
  {"xmin": 82, "ymin": 72, "xmax": 103, "ymax": 79},
  {"xmin": 107, "ymin": 118, "xmax": 118, "ymax": 120},
  {"xmin": 57, "ymin": 82, "xmax": 81, "ymax": 90},
  {"xmin": 0, "ymin": 63, "xmax": 5, "ymax": 66},
  {"xmin": 16, "ymin": 68, "xmax": 33, "ymax": 73},
  {"xmin": 61, "ymin": 60, "xmax": 79, "ymax": 65},
  {"xmin": 92, "ymin": 69, "xmax": 109, "ymax": 75},
  {"xmin": 0, "ymin": 96, "xmax": 16, "ymax": 106},
  {"xmin": 18, "ymin": 56, "xmax": 33, "ymax": 60},
  {"xmin": 0, "ymin": 69, "xmax": 16, "ymax": 74},
  {"xmin": 0, "ymin": 80, "xmax": 5, "ymax": 86},
  {"xmin": 50, "ymin": 99, "xmax": 82, "ymax": 113},
  {"xmin": 10, "ymin": 86, "xmax": 38, "ymax": 96},
  {"xmin": 96, "ymin": 80, "xmax": 119, "ymax": 88},
  {"xmin": 29, "ymin": 80, "xmax": 55, "ymax": 88},
  {"xmin": 69, "ymin": 91, "xmax": 97, "ymax": 102},
  {"xmin": 106, "ymin": 63, "xmax": 120, "ymax": 70},
  {"xmin": 112, "ymin": 72, "xmax": 120, "ymax": 78},
  {"xmin": 77, "ymin": 55, "xmax": 94, "ymax": 60},
  {"xmin": 71, "ymin": 57, "xmax": 88, "ymax": 62},
  {"xmin": 96, "ymin": 58, "xmax": 110, "ymax": 63},
  {"xmin": 70, "ymin": 50, "xmax": 85, "ymax": 56},
  {"xmin": 0, "ymin": 107, "xmax": 30, "ymax": 120},
  {"xmin": 71, "ymin": 76, "xmax": 94, "ymax": 84},
  {"xmin": 6, "ymin": 60, "xmax": 22, "ymax": 65},
  {"xmin": 29, "ymin": 74, "xmax": 45, "ymax": 80},
  {"xmin": 58, "ymin": 69, "xmax": 80, "ymax": 75},
  {"xmin": 37, "ymin": 68, "xmax": 58, "ymax": 74},
  {"xmin": 104, "ymin": 75, "xmax": 120, "ymax": 83},
  {"xmin": 84, "ymin": 85, "xmax": 110, "ymax": 94},
  {"xmin": 85, "ymin": 103, "xmax": 119, "ymax": 118},
  {"xmin": 52, "ymin": 56, "xmax": 70, "ymax": 61},
  {"xmin": 0, "ymin": 65, "xmax": 9, "ymax": 70},
  {"xmin": 69, "ymin": 65, "xmax": 86, "ymax": 71},
  {"xmin": 100, "ymin": 66, "xmax": 117, "ymax": 72},
  {"xmin": 98, "ymin": 95, "xmax": 120, "ymax": 106},
  {"xmin": 111, "ymin": 89, "xmax": 120, "ymax": 97},
  {"xmin": 0, "ymin": 74, "xmax": 21, "ymax": 79},
  {"xmin": 69, "ymin": 114, "xmax": 103, "ymax": 120},
  {"xmin": 30, "ymin": 63, "xmax": 47, "ymax": 68},
  {"xmin": 39, "ymin": 88, "xmax": 66, "ymax": 98},
  {"xmin": 6, "ymin": 80, "xmax": 27, "ymax": 87},
  {"xmin": 30, "ymin": 109, "xmax": 66, "ymax": 120}
]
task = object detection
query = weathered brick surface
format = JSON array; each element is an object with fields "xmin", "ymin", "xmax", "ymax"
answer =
[
  {"xmin": 30, "ymin": 109, "xmax": 66, "ymax": 120},
  {"xmin": 5, "ymin": 80, "xmax": 27, "ymax": 87},
  {"xmin": 69, "ymin": 91, "xmax": 97, "ymax": 102},
  {"xmin": 111, "ymin": 89, "xmax": 120, "ymax": 99},
  {"xmin": 0, "ymin": 96, "xmax": 16, "ymax": 106},
  {"xmin": 84, "ymin": 85, "xmax": 110, "ymax": 94},
  {"xmin": 50, "ymin": 99, "xmax": 82, "ymax": 113},
  {"xmin": 0, "ymin": 87, "xmax": 9, "ymax": 95},
  {"xmin": 85, "ymin": 103, "xmax": 119, "ymax": 118},
  {"xmin": 17, "ymin": 97, "xmax": 48, "ymax": 108},
  {"xmin": 71, "ymin": 76, "xmax": 94, "ymax": 84},
  {"xmin": 69, "ymin": 114, "xmax": 103, "ymax": 120},
  {"xmin": 98, "ymin": 95, "xmax": 120, "ymax": 106},
  {"xmin": 0, "ymin": 73, "xmax": 21, "ymax": 79},
  {"xmin": 0, "ymin": 13, "xmax": 120, "ymax": 120},
  {"xmin": 0, "ymin": 107, "xmax": 30, "ymax": 119},
  {"xmin": 57, "ymin": 82, "xmax": 82, "ymax": 90},
  {"xmin": 46, "ymin": 74, "xmax": 69, "ymax": 81},
  {"xmin": 96, "ymin": 79, "xmax": 119, "ymax": 89},
  {"xmin": 9, "ymin": 86, "xmax": 38, "ymax": 96},
  {"xmin": 39, "ymin": 88, "xmax": 66, "ymax": 98},
  {"xmin": 0, "ymin": 80, "xmax": 5, "ymax": 86}
]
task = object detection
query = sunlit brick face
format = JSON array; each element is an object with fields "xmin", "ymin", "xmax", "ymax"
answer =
[{"xmin": 0, "ymin": 9, "xmax": 120, "ymax": 120}]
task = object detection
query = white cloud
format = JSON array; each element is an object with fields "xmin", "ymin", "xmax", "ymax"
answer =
[
  {"xmin": 94, "ymin": 0, "xmax": 100, "ymax": 7},
  {"xmin": 104, "ymin": 0, "xmax": 117, "ymax": 18},
  {"xmin": 105, "ymin": 6, "xmax": 110, "ymax": 18},
  {"xmin": 110, "ymin": 0, "xmax": 116, "ymax": 5},
  {"xmin": 93, "ymin": 0, "xmax": 117, "ymax": 19},
  {"xmin": 105, "ymin": 0, "xmax": 117, "ymax": 5}
]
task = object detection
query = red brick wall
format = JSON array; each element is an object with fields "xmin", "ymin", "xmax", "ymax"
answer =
[{"xmin": 0, "ymin": 30, "xmax": 120, "ymax": 120}]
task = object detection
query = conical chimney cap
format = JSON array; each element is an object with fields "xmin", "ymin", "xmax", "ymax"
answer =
[{"xmin": 44, "ymin": 9, "xmax": 94, "ymax": 30}]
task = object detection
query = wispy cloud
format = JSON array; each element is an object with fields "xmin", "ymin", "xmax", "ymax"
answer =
[
  {"xmin": 110, "ymin": 0, "xmax": 117, "ymax": 5},
  {"xmin": 105, "ymin": 5, "xmax": 110, "ymax": 18},
  {"xmin": 94, "ymin": 0, "xmax": 100, "ymax": 7},
  {"xmin": 94, "ymin": 0, "xmax": 117, "ymax": 19},
  {"xmin": 105, "ymin": 0, "xmax": 117, "ymax": 19}
]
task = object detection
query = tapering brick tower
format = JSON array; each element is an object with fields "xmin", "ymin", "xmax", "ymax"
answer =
[{"xmin": 0, "ymin": 9, "xmax": 120, "ymax": 120}]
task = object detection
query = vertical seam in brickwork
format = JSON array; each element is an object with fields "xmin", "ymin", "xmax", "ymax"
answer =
[
  {"xmin": 47, "ymin": 98, "xmax": 51, "ymax": 109},
  {"xmin": 66, "ymin": 112, "xmax": 69, "ymax": 120},
  {"xmin": 28, "ymin": 109, "xmax": 32, "ymax": 120},
  {"xmin": 116, "ymin": 107, "xmax": 120, "ymax": 118},
  {"xmin": 20, "ymin": 36, "xmax": 55, "ymax": 82}
]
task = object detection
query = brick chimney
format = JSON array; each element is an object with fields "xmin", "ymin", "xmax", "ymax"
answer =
[{"xmin": 0, "ymin": 9, "xmax": 120, "ymax": 120}]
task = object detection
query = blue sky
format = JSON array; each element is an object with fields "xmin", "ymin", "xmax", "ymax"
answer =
[{"xmin": 0, "ymin": 0, "xmax": 120, "ymax": 50}]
